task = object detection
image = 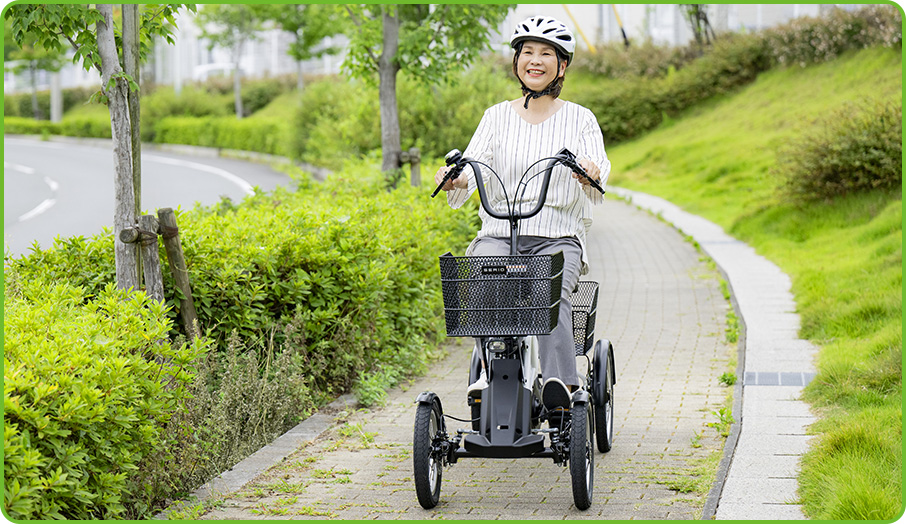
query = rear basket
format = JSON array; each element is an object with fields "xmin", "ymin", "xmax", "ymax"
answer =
[
  {"xmin": 571, "ymin": 281, "xmax": 599, "ymax": 356},
  {"xmin": 439, "ymin": 252, "xmax": 564, "ymax": 337}
]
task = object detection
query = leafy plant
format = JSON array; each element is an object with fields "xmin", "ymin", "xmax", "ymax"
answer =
[
  {"xmin": 776, "ymin": 98, "xmax": 902, "ymax": 202},
  {"xmin": 3, "ymin": 279, "xmax": 206, "ymax": 519}
]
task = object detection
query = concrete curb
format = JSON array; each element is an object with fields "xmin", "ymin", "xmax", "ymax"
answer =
[{"xmin": 611, "ymin": 186, "xmax": 817, "ymax": 520}]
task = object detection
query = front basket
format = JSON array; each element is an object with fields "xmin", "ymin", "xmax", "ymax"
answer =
[{"xmin": 439, "ymin": 252, "xmax": 564, "ymax": 337}]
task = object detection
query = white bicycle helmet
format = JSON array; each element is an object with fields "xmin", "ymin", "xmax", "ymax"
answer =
[{"xmin": 510, "ymin": 16, "xmax": 576, "ymax": 65}]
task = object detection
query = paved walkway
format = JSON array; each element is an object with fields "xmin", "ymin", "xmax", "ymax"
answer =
[
  {"xmin": 183, "ymin": 196, "xmax": 738, "ymax": 520},
  {"xmin": 612, "ymin": 188, "xmax": 817, "ymax": 520}
]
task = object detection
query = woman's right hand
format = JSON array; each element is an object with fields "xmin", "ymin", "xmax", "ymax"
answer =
[{"xmin": 434, "ymin": 166, "xmax": 468, "ymax": 192}]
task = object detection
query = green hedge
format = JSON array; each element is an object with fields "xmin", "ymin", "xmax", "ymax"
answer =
[
  {"xmin": 3, "ymin": 86, "xmax": 97, "ymax": 120},
  {"xmin": 572, "ymin": 4, "xmax": 901, "ymax": 144},
  {"xmin": 3, "ymin": 279, "xmax": 205, "ymax": 519},
  {"xmin": 153, "ymin": 116, "xmax": 290, "ymax": 155},
  {"xmin": 3, "ymin": 116, "xmax": 60, "ymax": 135},
  {"xmin": 4, "ymin": 158, "xmax": 478, "ymax": 517}
]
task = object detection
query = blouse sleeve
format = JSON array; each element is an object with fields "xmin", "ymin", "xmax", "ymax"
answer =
[
  {"xmin": 577, "ymin": 108, "xmax": 610, "ymax": 205},
  {"xmin": 447, "ymin": 107, "xmax": 495, "ymax": 209}
]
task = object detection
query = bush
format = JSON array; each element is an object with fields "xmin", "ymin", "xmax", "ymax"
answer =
[
  {"xmin": 3, "ymin": 86, "xmax": 96, "ymax": 120},
  {"xmin": 571, "ymin": 4, "xmax": 901, "ymax": 145},
  {"xmin": 3, "ymin": 278, "xmax": 205, "ymax": 519},
  {"xmin": 4, "ymin": 157, "xmax": 479, "ymax": 515},
  {"xmin": 58, "ymin": 114, "xmax": 112, "ymax": 139},
  {"xmin": 776, "ymin": 98, "xmax": 902, "ymax": 201},
  {"xmin": 139, "ymin": 86, "xmax": 230, "ymax": 141},
  {"xmin": 288, "ymin": 62, "xmax": 513, "ymax": 164},
  {"xmin": 153, "ymin": 116, "xmax": 290, "ymax": 155},
  {"xmin": 3, "ymin": 116, "xmax": 60, "ymax": 135}
]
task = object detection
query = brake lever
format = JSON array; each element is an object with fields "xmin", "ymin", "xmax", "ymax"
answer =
[
  {"xmin": 431, "ymin": 149, "xmax": 465, "ymax": 198},
  {"xmin": 557, "ymin": 148, "xmax": 605, "ymax": 195}
]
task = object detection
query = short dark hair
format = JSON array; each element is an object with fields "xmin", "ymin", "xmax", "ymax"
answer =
[{"xmin": 512, "ymin": 41, "xmax": 568, "ymax": 98}]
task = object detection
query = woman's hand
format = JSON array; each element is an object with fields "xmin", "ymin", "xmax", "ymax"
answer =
[
  {"xmin": 434, "ymin": 166, "xmax": 468, "ymax": 192},
  {"xmin": 572, "ymin": 158, "xmax": 601, "ymax": 186}
]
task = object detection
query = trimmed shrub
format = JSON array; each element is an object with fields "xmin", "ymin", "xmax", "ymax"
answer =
[
  {"xmin": 153, "ymin": 116, "xmax": 290, "ymax": 156},
  {"xmin": 3, "ymin": 278, "xmax": 205, "ymax": 519},
  {"xmin": 58, "ymin": 114, "xmax": 112, "ymax": 139},
  {"xmin": 4, "ymin": 157, "xmax": 479, "ymax": 515},
  {"xmin": 139, "ymin": 86, "xmax": 230, "ymax": 142},
  {"xmin": 776, "ymin": 98, "xmax": 902, "ymax": 201},
  {"xmin": 3, "ymin": 116, "xmax": 60, "ymax": 135}
]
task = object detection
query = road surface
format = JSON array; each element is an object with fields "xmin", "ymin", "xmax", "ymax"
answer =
[{"xmin": 3, "ymin": 136, "xmax": 291, "ymax": 256}]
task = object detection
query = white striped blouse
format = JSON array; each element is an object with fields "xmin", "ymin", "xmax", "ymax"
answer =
[{"xmin": 446, "ymin": 100, "xmax": 610, "ymax": 274}]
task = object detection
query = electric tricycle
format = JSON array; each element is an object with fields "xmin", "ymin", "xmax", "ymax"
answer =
[{"xmin": 414, "ymin": 148, "xmax": 617, "ymax": 510}]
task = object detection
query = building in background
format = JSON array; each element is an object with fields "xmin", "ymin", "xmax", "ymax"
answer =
[{"xmin": 4, "ymin": 4, "xmax": 858, "ymax": 96}]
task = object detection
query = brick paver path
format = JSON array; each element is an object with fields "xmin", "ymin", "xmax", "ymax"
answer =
[{"xmin": 198, "ymin": 199, "xmax": 733, "ymax": 520}]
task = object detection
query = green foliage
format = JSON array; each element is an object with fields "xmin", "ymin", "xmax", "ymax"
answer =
[
  {"xmin": 610, "ymin": 42, "xmax": 902, "ymax": 520},
  {"xmin": 153, "ymin": 116, "xmax": 289, "ymax": 155},
  {"xmin": 4, "ymin": 4, "xmax": 194, "ymax": 74},
  {"xmin": 572, "ymin": 38, "xmax": 700, "ymax": 79},
  {"xmin": 571, "ymin": 4, "xmax": 901, "ymax": 144},
  {"xmin": 3, "ymin": 116, "xmax": 60, "ymax": 135},
  {"xmin": 5, "ymin": 157, "xmax": 478, "ymax": 516},
  {"xmin": 776, "ymin": 98, "xmax": 902, "ymax": 202},
  {"xmin": 342, "ymin": 4, "xmax": 513, "ymax": 86},
  {"xmin": 4, "ymin": 86, "xmax": 97, "ymax": 120},
  {"xmin": 288, "ymin": 62, "xmax": 513, "ymax": 164},
  {"xmin": 139, "ymin": 86, "xmax": 230, "ymax": 141},
  {"xmin": 3, "ymin": 278, "xmax": 206, "ymax": 519},
  {"xmin": 257, "ymin": 4, "xmax": 347, "ymax": 62},
  {"xmin": 58, "ymin": 113, "xmax": 112, "ymax": 138}
]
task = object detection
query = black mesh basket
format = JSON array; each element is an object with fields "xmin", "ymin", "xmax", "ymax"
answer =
[
  {"xmin": 439, "ymin": 252, "xmax": 564, "ymax": 337},
  {"xmin": 570, "ymin": 281, "xmax": 599, "ymax": 356}
]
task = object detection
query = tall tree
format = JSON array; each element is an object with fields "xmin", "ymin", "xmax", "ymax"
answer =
[
  {"xmin": 258, "ymin": 4, "xmax": 346, "ymax": 90},
  {"xmin": 5, "ymin": 31, "xmax": 65, "ymax": 119},
  {"xmin": 343, "ymin": 4, "xmax": 513, "ymax": 173},
  {"xmin": 6, "ymin": 4, "xmax": 193, "ymax": 290},
  {"xmin": 195, "ymin": 4, "xmax": 264, "ymax": 119}
]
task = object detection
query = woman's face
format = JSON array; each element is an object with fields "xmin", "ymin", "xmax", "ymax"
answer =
[{"xmin": 516, "ymin": 41, "xmax": 565, "ymax": 92}]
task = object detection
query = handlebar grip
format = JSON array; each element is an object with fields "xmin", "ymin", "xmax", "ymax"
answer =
[{"xmin": 431, "ymin": 165, "xmax": 462, "ymax": 198}]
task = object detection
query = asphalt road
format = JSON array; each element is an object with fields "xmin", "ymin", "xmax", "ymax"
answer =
[{"xmin": 3, "ymin": 136, "xmax": 291, "ymax": 256}]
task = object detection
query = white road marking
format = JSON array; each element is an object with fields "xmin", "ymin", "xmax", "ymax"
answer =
[
  {"xmin": 144, "ymin": 154, "xmax": 255, "ymax": 195},
  {"xmin": 18, "ymin": 198, "xmax": 57, "ymax": 222},
  {"xmin": 6, "ymin": 161, "xmax": 61, "ymax": 222},
  {"xmin": 4, "ymin": 162, "xmax": 36, "ymax": 175}
]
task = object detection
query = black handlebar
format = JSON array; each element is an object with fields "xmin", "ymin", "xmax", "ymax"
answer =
[{"xmin": 431, "ymin": 147, "xmax": 604, "ymax": 203}]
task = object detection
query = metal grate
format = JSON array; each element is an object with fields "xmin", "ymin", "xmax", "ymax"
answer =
[
  {"xmin": 570, "ymin": 281, "xmax": 599, "ymax": 356},
  {"xmin": 439, "ymin": 252, "xmax": 564, "ymax": 337}
]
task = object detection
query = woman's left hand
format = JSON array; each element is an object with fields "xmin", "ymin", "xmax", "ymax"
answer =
[{"xmin": 572, "ymin": 158, "xmax": 601, "ymax": 186}]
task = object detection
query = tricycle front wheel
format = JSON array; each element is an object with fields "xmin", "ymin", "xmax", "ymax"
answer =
[{"xmin": 413, "ymin": 400, "xmax": 443, "ymax": 509}]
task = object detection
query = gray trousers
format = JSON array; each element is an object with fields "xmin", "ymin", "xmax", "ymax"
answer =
[{"xmin": 470, "ymin": 236, "xmax": 582, "ymax": 387}]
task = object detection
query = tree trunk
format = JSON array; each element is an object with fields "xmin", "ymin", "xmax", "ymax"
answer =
[
  {"xmin": 378, "ymin": 6, "xmax": 402, "ymax": 173},
  {"xmin": 123, "ymin": 3, "xmax": 143, "ymax": 284},
  {"xmin": 233, "ymin": 41, "xmax": 244, "ymax": 119},
  {"xmin": 123, "ymin": 4, "xmax": 141, "ymax": 217},
  {"xmin": 29, "ymin": 62, "xmax": 40, "ymax": 119},
  {"xmin": 97, "ymin": 4, "xmax": 139, "ymax": 290}
]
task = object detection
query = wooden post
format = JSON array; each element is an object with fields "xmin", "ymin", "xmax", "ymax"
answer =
[
  {"xmin": 138, "ymin": 215, "xmax": 164, "ymax": 303},
  {"xmin": 408, "ymin": 147, "xmax": 421, "ymax": 187},
  {"xmin": 157, "ymin": 208, "xmax": 200, "ymax": 339}
]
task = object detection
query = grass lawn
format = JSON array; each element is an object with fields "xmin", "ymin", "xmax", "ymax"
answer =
[{"xmin": 606, "ymin": 46, "xmax": 902, "ymax": 519}]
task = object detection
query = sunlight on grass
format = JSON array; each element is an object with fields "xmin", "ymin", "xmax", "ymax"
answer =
[{"xmin": 608, "ymin": 46, "xmax": 902, "ymax": 520}]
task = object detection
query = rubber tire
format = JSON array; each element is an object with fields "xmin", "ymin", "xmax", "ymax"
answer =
[
  {"xmin": 594, "ymin": 351, "xmax": 614, "ymax": 452},
  {"xmin": 413, "ymin": 401, "xmax": 443, "ymax": 509},
  {"xmin": 570, "ymin": 402, "xmax": 594, "ymax": 510}
]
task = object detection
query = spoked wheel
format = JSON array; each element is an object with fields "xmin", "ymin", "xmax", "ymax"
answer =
[
  {"xmin": 569, "ymin": 401, "xmax": 594, "ymax": 510},
  {"xmin": 594, "ymin": 355, "xmax": 614, "ymax": 452},
  {"xmin": 413, "ymin": 400, "xmax": 443, "ymax": 509}
]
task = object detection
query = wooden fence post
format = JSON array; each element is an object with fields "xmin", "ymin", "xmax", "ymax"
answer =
[
  {"xmin": 408, "ymin": 147, "xmax": 421, "ymax": 187},
  {"xmin": 138, "ymin": 215, "xmax": 164, "ymax": 303},
  {"xmin": 157, "ymin": 208, "xmax": 200, "ymax": 339}
]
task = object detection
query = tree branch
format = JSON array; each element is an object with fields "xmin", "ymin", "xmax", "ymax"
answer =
[{"xmin": 345, "ymin": 5, "xmax": 379, "ymax": 66}]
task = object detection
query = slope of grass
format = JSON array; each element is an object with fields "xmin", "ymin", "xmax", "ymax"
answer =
[{"xmin": 606, "ymin": 45, "xmax": 902, "ymax": 519}]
